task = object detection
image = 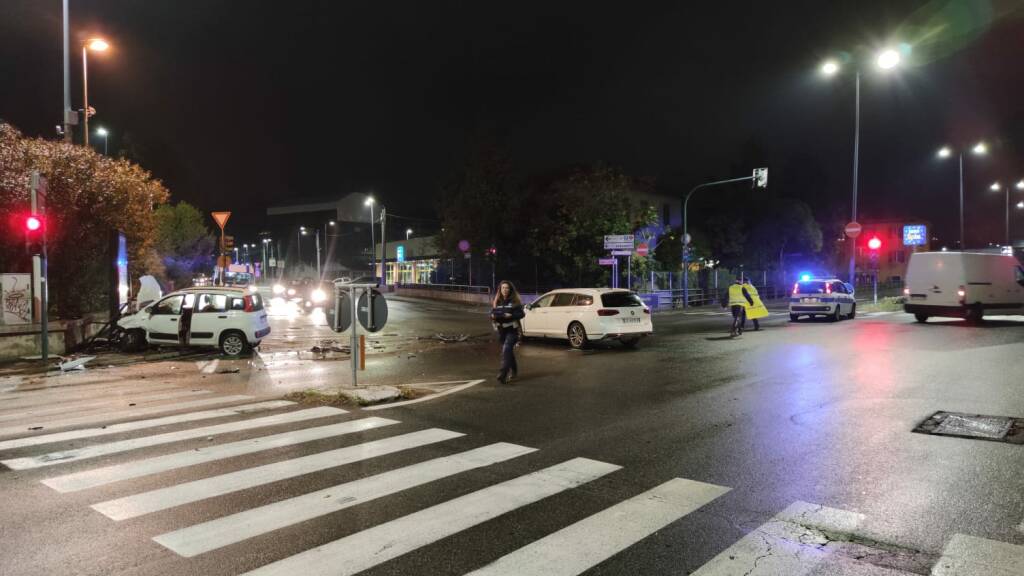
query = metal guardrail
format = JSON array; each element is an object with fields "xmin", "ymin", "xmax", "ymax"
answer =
[
  {"xmin": 394, "ymin": 283, "xmax": 491, "ymax": 296},
  {"xmin": 637, "ymin": 285, "xmax": 785, "ymax": 310}
]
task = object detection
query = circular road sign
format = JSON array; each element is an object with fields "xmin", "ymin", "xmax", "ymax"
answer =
[
  {"xmin": 683, "ymin": 233, "xmax": 692, "ymax": 246},
  {"xmin": 326, "ymin": 290, "xmax": 352, "ymax": 333},
  {"xmin": 845, "ymin": 221, "xmax": 862, "ymax": 238},
  {"xmin": 636, "ymin": 242, "xmax": 649, "ymax": 257},
  {"xmin": 357, "ymin": 289, "xmax": 388, "ymax": 332},
  {"xmin": 458, "ymin": 239, "xmax": 470, "ymax": 253}
]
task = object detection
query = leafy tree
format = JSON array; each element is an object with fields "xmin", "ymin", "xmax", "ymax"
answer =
[
  {"xmin": 0, "ymin": 123, "xmax": 169, "ymax": 317},
  {"xmin": 154, "ymin": 202, "xmax": 216, "ymax": 289},
  {"xmin": 744, "ymin": 198, "xmax": 823, "ymax": 270}
]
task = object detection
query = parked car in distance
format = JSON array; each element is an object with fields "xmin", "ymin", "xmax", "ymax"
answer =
[
  {"xmin": 789, "ymin": 278, "xmax": 856, "ymax": 321},
  {"xmin": 117, "ymin": 287, "xmax": 270, "ymax": 356},
  {"xmin": 520, "ymin": 288, "xmax": 652, "ymax": 349},
  {"xmin": 904, "ymin": 251, "xmax": 1024, "ymax": 323}
]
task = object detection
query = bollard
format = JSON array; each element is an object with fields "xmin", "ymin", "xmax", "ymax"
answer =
[{"xmin": 359, "ymin": 335, "xmax": 366, "ymax": 371}]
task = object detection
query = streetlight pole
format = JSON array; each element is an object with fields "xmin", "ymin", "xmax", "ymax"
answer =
[
  {"xmin": 937, "ymin": 142, "xmax": 986, "ymax": 250},
  {"xmin": 81, "ymin": 39, "xmax": 109, "ymax": 147},
  {"xmin": 62, "ymin": 0, "xmax": 71, "ymax": 143},
  {"xmin": 96, "ymin": 127, "xmax": 108, "ymax": 155},
  {"xmin": 297, "ymin": 227, "xmax": 305, "ymax": 268},
  {"xmin": 315, "ymin": 230, "xmax": 321, "ymax": 279},
  {"xmin": 365, "ymin": 197, "xmax": 376, "ymax": 281},
  {"xmin": 849, "ymin": 71, "xmax": 860, "ymax": 286}
]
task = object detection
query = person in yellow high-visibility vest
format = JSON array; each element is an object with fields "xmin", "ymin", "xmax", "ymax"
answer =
[
  {"xmin": 743, "ymin": 279, "xmax": 768, "ymax": 331},
  {"xmin": 726, "ymin": 279, "xmax": 754, "ymax": 337}
]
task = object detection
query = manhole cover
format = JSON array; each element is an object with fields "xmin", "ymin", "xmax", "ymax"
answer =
[{"xmin": 913, "ymin": 411, "xmax": 1024, "ymax": 444}]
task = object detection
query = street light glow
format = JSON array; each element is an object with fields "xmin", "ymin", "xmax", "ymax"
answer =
[
  {"xmin": 876, "ymin": 48, "xmax": 900, "ymax": 70},
  {"xmin": 821, "ymin": 60, "xmax": 839, "ymax": 76},
  {"xmin": 936, "ymin": 146, "xmax": 952, "ymax": 159},
  {"xmin": 972, "ymin": 142, "xmax": 987, "ymax": 155},
  {"xmin": 1018, "ymin": 201, "xmax": 1024, "ymax": 209},
  {"xmin": 990, "ymin": 182, "xmax": 1001, "ymax": 191},
  {"xmin": 86, "ymin": 38, "xmax": 109, "ymax": 51},
  {"xmin": 1016, "ymin": 180, "xmax": 1024, "ymax": 190},
  {"xmin": 328, "ymin": 220, "xmax": 336, "ymax": 226},
  {"xmin": 96, "ymin": 127, "xmax": 108, "ymax": 136},
  {"xmin": 364, "ymin": 196, "xmax": 375, "ymax": 206}
]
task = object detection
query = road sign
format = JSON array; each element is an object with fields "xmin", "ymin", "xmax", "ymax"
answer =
[
  {"xmin": 327, "ymin": 291, "xmax": 353, "ymax": 333},
  {"xmin": 216, "ymin": 255, "xmax": 231, "ymax": 268},
  {"xmin": 844, "ymin": 221, "xmax": 862, "ymax": 238},
  {"xmin": 636, "ymin": 242, "xmax": 649, "ymax": 257},
  {"xmin": 223, "ymin": 235, "xmax": 235, "ymax": 250},
  {"xmin": 604, "ymin": 234, "xmax": 634, "ymax": 250},
  {"xmin": 683, "ymin": 233, "xmax": 692, "ymax": 246},
  {"xmin": 357, "ymin": 289, "xmax": 388, "ymax": 332},
  {"xmin": 458, "ymin": 239, "xmax": 470, "ymax": 253},
  {"xmin": 611, "ymin": 250, "xmax": 632, "ymax": 256},
  {"xmin": 396, "ymin": 245, "xmax": 405, "ymax": 263},
  {"xmin": 902, "ymin": 224, "xmax": 926, "ymax": 246},
  {"xmin": 598, "ymin": 258, "xmax": 616, "ymax": 265},
  {"xmin": 211, "ymin": 212, "xmax": 231, "ymax": 230}
]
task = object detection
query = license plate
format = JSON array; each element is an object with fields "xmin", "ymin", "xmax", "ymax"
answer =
[
  {"xmin": 801, "ymin": 298, "xmax": 818, "ymax": 303},
  {"xmin": 621, "ymin": 317, "xmax": 641, "ymax": 324}
]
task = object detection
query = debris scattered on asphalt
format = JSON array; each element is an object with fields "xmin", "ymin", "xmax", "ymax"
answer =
[
  {"xmin": 29, "ymin": 426, "xmax": 43, "ymax": 431},
  {"xmin": 216, "ymin": 368, "xmax": 241, "ymax": 374},
  {"xmin": 435, "ymin": 333, "xmax": 469, "ymax": 343},
  {"xmin": 128, "ymin": 403, "xmax": 136, "ymax": 406},
  {"xmin": 59, "ymin": 356, "xmax": 95, "ymax": 372},
  {"xmin": 206, "ymin": 436, "xmax": 214, "ymax": 441}
]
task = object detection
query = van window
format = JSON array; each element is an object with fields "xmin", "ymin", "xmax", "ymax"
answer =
[
  {"xmin": 572, "ymin": 294, "xmax": 594, "ymax": 306},
  {"xmin": 196, "ymin": 294, "xmax": 227, "ymax": 313},
  {"xmin": 152, "ymin": 295, "xmax": 184, "ymax": 315},
  {"xmin": 531, "ymin": 294, "xmax": 555, "ymax": 308},
  {"xmin": 796, "ymin": 281, "xmax": 828, "ymax": 294},
  {"xmin": 551, "ymin": 293, "xmax": 575, "ymax": 307},
  {"xmin": 1016, "ymin": 267, "xmax": 1024, "ymax": 287}
]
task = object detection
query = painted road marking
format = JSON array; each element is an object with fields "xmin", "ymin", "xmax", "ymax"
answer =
[
  {"xmin": 0, "ymin": 382, "xmax": 183, "ymax": 410},
  {"xmin": 240, "ymin": 458, "xmax": 622, "ymax": 576},
  {"xmin": 42, "ymin": 417, "xmax": 398, "ymax": 493},
  {"xmin": 154, "ymin": 442, "xmax": 537, "ymax": 557},
  {"xmin": 0, "ymin": 395, "xmax": 265, "ymax": 443},
  {"xmin": 363, "ymin": 379, "xmax": 485, "ymax": 411},
  {"xmin": 92, "ymin": 428, "xmax": 464, "ymax": 521},
  {"xmin": 691, "ymin": 501, "xmax": 865, "ymax": 576},
  {"xmin": 2, "ymin": 406, "xmax": 345, "ymax": 470},
  {"xmin": 466, "ymin": 477, "xmax": 731, "ymax": 576},
  {"xmin": 196, "ymin": 359, "xmax": 220, "ymax": 374},
  {"xmin": 0, "ymin": 388, "xmax": 212, "ymax": 423},
  {"xmin": 932, "ymin": 534, "xmax": 1024, "ymax": 576}
]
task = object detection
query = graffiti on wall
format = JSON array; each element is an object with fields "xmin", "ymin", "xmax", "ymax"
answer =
[{"xmin": 2, "ymin": 274, "xmax": 32, "ymax": 325}]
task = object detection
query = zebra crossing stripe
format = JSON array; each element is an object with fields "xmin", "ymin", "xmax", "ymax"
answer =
[
  {"xmin": 0, "ymin": 395, "xmax": 267, "ymax": 444},
  {"xmin": 690, "ymin": 501, "xmax": 865, "ymax": 575},
  {"xmin": 42, "ymin": 417, "xmax": 398, "ymax": 493},
  {"xmin": 932, "ymin": 534, "xmax": 1024, "ymax": 576},
  {"xmin": 92, "ymin": 428, "xmax": 464, "ymax": 521},
  {"xmin": 154, "ymin": 442, "xmax": 537, "ymax": 557},
  {"xmin": 239, "ymin": 457, "xmax": 622, "ymax": 576},
  {"xmin": 0, "ymin": 383, "xmax": 184, "ymax": 410},
  {"xmin": 0, "ymin": 388, "xmax": 213, "ymax": 423},
  {"xmin": 466, "ymin": 477, "xmax": 731, "ymax": 576},
  {"xmin": 1, "ymin": 406, "xmax": 346, "ymax": 470},
  {"xmin": 0, "ymin": 380, "xmax": 184, "ymax": 402}
]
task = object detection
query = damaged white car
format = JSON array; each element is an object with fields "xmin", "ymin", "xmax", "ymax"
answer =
[{"xmin": 117, "ymin": 286, "xmax": 270, "ymax": 356}]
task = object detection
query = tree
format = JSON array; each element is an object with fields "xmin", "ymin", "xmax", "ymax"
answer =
[
  {"xmin": 0, "ymin": 123, "xmax": 169, "ymax": 317},
  {"xmin": 744, "ymin": 198, "xmax": 823, "ymax": 271},
  {"xmin": 154, "ymin": 202, "xmax": 216, "ymax": 289}
]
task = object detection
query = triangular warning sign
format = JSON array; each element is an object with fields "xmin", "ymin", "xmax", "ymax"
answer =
[{"xmin": 211, "ymin": 211, "xmax": 231, "ymax": 230}]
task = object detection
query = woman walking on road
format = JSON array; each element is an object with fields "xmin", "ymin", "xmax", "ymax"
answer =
[{"xmin": 491, "ymin": 280, "xmax": 525, "ymax": 385}]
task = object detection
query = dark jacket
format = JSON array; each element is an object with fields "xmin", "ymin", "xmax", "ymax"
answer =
[{"xmin": 491, "ymin": 299, "xmax": 525, "ymax": 329}]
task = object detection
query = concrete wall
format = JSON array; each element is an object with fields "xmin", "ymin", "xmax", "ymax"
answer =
[
  {"xmin": 0, "ymin": 316, "xmax": 107, "ymax": 361},
  {"xmin": 393, "ymin": 286, "xmax": 491, "ymax": 305}
]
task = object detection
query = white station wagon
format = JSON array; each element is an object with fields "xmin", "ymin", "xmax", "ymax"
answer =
[
  {"xmin": 118, "ymin": 287, "xmax": 271, "ymax": 356},
  {"xmin": 521, "ymin": 288, "xmax": 653, "ymax": 349}
]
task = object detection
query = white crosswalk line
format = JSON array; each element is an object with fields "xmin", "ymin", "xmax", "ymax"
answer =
[
  {"xmin": 932, "ymin": 534, "xmax": 1024, "ymax": 576},
  {"xmin": 691, "ymin": 501, "xmax": 865, "ymax": 576},
  {"xmin": 92, "ymin": 427, "xmax": 464, "ymax": 521},
  {"xmin": 154, "ymin": 442, "xmax": 537, "ymax": 557},
  {"xmin": 0, "ymin": 378, "xmax": 183, "ymax": 400},
  {"xmin": 0, "ymin": 400, "xmax": 292, "ymax": 452},
  {"xmin": 240, "ymin": 457, "xmax": 622, "ymax": 576},
  {"xmin": 0, "ymin": 395, "xmax": 262, "ymax": 442},
  {"xmin": 2, "ymin": 406, "xmax": 345, "ymax": 470},
  {"xmin": 42, "ymin": 417, "xmax": 398, "ymax": 493},
  {"xmin": 466, "ymin": 477, "xmax": 731, "ymax": 576},
  {"xmin": 0, "ymin": 382, "xmax": 183, "ymax": 410},
  {"xmin": 0, "ymin": 388, "xmax": 212, "ymax": 423}
]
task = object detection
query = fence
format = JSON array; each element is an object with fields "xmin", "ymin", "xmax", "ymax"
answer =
[{"xmin": 392, "ymin": 283, "xmax": 492, "ymax": 305}]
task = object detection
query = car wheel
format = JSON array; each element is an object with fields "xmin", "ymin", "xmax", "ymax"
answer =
[
  {"xmin": 621, "ymin": 337, "xmax": 639, "ymax": 349},
  {"xmin": 220, "ymin": 331, "xmax": 249, "ymax": 356},
  {"xmin": 567, "ymin": 322, "xmax": 589, "ymax": 350},
  {"xmin": 848, "ymin": 304, "xmax": 856, "ymax": 319},
  {"xmin": 120, "ymin": 329, "xmax": 147, "ymax": 353},
  {"xmin": 831, "ymin": 306, "xmax": 841, "ymax": 322},
  {"xmin": 914, "ymin": 313, "xmax": 928, "ymax": 323},
  {"xmin": 964, "ymin": 305, "xmax": 984, "ymax": 325},
  {"xmin": 789, "ymin": 313, "xmax": 799, "ymax": 322}
]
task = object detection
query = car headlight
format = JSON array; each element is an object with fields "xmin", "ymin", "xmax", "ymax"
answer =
[
  {"xmin": 311, "ymin": 288, "xmax": 327, "ymax": 303},
  {"xmin": 248, "ymin": 285, "xmax": 259, "ymax": 293},
  {"xmin": 272, "ymin": 284, "xmax": 285, "ymax": 295},
  {"xmin": 287, "ymin": 288, "xmax": 296, "ymax": 296}
]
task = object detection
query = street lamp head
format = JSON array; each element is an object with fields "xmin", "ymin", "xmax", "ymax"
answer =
[
  {"xmin": 1016, "ymin": 180, "xmax": 1024, "ymax": 190},
  {"xmin": 936, "ymin": 146, "xmax": 952, "ymax": 159},
  {"xmin": 820, "ymin": 60, "xmax": 839, "ymax": 76},
  {"xmin": 406, "ymin": 228, "xmax": 413, "ymax": 235},
  {"xmin": 990, "ymin": 182, "xmax": 1001, "ymax": 191},
  {"xmin": 364, "ymin": 196, "xmax": 375, "ymax": 206},
  {"xmin": 299, "ymin": 226, "xmax": 306, "ymax": 231},
  {"xmin": 876, "ymin": 48, "xmax": 901, "ymax": 70},
  {"xmin": 972, "ymin": 142, "xmax": 987, "ymax": 155},
  {"xmin": 1017, "ymin": 201, "xmax": 1024, "ymax": 209},
  {"xmin": 96, "ymin": 127, "xmax": 108, "ymax": 137},
  {"xmin": 86, "ymin": 38, "xmax": 109, "ymax": 51},
  {"xmin": 328, "ymin": 220, "xmax": 336, "ymax": 226}
]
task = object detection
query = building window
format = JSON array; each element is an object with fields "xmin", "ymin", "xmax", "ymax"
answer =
[{"xmin": 663, "ymin": 204, "xmax": 671, "ymax": 226}]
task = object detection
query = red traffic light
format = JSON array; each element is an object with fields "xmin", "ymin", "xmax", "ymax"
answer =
[
  {"xmin": 867, "ymin": 237, "xmax": 882, "ymax": 250},
  {"xmin": 25, "ymin": 215, "xmax": 42, "ymax": 231}
]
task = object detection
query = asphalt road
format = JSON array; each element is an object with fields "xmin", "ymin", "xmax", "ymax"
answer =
[{"xmin": 1, "ymin": 296, "xmax": 1023, "ymax": 575}]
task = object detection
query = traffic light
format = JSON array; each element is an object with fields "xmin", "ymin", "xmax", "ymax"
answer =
[
  {"xmin": 24, "ymin": 214, "xmax": 45, "ymax": 255},
  {"xmin": 867, "ymin": 237, "xmax": 881, "ymax": 250},
  {"xmin": 752, "ymin": 167, "xmax": 768, "ymax": 189},
  {"xmin": 223, "ymin": 235, "xmax": 235, "ymax": 251}
]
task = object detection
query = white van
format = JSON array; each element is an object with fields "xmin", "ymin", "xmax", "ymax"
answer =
[{"xmin": 904, "ymin": 252, "xmax": 1024, "ymax": 322}]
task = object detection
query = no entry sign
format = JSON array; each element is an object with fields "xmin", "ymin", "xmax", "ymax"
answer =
[{"xmin": 844, "ymin": 221, "xmax": 862, "ymax": 238}]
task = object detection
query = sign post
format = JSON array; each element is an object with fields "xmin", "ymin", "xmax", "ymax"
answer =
[
  {"xmin": 844, "ymin": 221, "xmax": 862, "ymax": 238},
  {"xmin": 211, "ymin": 211, "xmax": 231, "ymax": 285},
  {"xmin": 327, "ymin": 280, "xmax": 387, "ymax": 387},
  {"xmin": 30, "ymin": 172, "xmax": 49, "ymax": 362}
]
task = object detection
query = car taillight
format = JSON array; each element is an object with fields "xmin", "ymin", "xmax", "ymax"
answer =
[
  {"xmin": 597, "ymin": 309, "xmax": 619, "ymax": 316},
  {"xmin": 643, "ymin": 308, "xmax": 650, "ymax": 314},
  {"xmin": 825, "ymin": 283, "xmax": 832, "ymax": 295},
  {"xmin": 957, "ymin": 286, "xmax": 966, "ymax": 300},
  {"xmin": 243, "ymin": 295, "xmax": 254, "ymax": 312},
  {"xmin": 792, "ymin": 283, "xmax": 799, "ymax": 295}
]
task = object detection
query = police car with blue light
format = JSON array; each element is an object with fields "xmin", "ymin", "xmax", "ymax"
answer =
[{"xmin": 789, "ymin": 276, "xmax": 857, "ymax": 321}]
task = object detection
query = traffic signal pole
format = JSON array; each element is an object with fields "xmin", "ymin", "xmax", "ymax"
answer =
[
  {"xmin": 682, "ymin": 170, "xmax": 766, "ymax": 308},
  {"xmin": 30, "ymin": 172, "xmax": 48, "ymax": 362}
]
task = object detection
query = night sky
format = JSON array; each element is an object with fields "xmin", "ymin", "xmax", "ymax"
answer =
[{"xmin": 2, "ymin": 1, "xmax": 1023, "ymax": 247}]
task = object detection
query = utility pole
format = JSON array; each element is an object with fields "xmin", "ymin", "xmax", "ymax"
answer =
[
  {"xmin": 380, "ymin": 208, "xmax": 387, "ymax": 285},
  {"xmin": 62, "ymin": 0, "xmax": 72, "ymax": 143},
  {"xmin": 315, "ymin": 231, "xmax": 321, "ymax": 279}
]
